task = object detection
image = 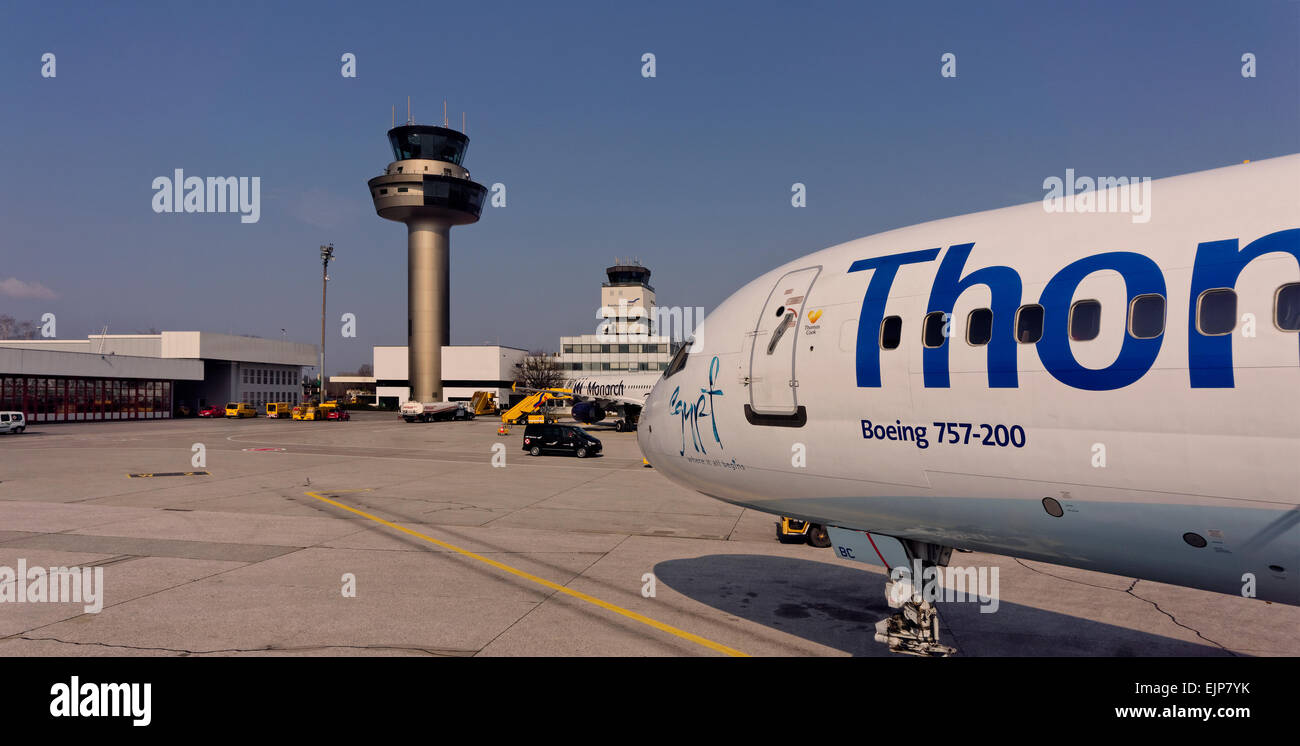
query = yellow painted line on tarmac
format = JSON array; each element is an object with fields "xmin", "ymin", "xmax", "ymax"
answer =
[{"xmin": 304, "ymin": 490, "xmax": 749, "ymax": 657}]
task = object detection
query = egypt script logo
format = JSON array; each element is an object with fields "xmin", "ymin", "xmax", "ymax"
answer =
[{"xmin": 668, "ymin": 356, "xmax": 724, "ymax": 456}]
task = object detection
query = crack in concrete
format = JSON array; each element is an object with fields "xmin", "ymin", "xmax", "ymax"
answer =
[
  {"xmin": 1012, "ymin": 557, "xmax": 1133, "ymax": 592},
  {"xmin": 1013, "ymin": 559, "xmax": 1235, "ymax": 654},
  {"xmin": 724, "ymin": 509, "xmax": 747, "ymax": 541},
  {"xmin": 1123, "ymin": 580, "xmax": 1236, "ymax": 655}
]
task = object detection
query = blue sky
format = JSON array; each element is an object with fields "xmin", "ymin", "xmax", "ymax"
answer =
[{"xmin": 2, "ymin": 0, "xmax": 1297, "ymax": 374}]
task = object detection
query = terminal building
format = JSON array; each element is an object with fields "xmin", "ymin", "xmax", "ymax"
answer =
[
  {"xmin": 555, "ymin": 261, "xmax": 674, "ymax": 374},
  {"xmin": 0, "ymin": 331, "xmax": 317, "ymax": 422}
]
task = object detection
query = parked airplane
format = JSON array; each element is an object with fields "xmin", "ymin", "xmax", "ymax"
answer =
[
  {"xmin": 518, "ymin": 371, "xmax": 661, "ymax": 430},
  {"xmin": 637, "ymin": 155, "xmax": 1300, "ymax": 654}
]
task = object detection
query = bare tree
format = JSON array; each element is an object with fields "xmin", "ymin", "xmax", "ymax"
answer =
[
  {"xmin": 515, "ymin": 350, "xmax": 563, "ymax": 390},
  {"xmin": 357, "ymin": 363, "xmax": 374, "ymax": 377},
  {"xmin": 0, "ymin": 315, "xmax": 40, "ymax": 339}
]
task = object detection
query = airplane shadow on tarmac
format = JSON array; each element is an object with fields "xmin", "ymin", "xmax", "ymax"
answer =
[{"xmin": 653, "ymin": 554, "xmax": 1233, "ymax": 657}]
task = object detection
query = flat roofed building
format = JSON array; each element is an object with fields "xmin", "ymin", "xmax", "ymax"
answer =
[
  {"xmin": 0, "ymin": 331, "xmax": 317, "ymax": 422},
  {"xmin": 360, "ymin": 344, "xmax": 527, "ymax": 408}
]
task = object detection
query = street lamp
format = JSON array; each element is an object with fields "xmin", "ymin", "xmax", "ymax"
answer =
[{"xmin": 319, "ymin": 243, "xmax": 334, "ymax": 402}]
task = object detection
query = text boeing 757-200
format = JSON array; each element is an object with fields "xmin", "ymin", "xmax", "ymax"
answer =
[{"xmin": 637, "ymin": 155, "xmax": 1300, "ymax": 655}]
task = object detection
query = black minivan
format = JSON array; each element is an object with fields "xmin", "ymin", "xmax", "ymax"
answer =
[{"xmin": 522, "ymin": 423, "xmax": 602, "ymax": 458}]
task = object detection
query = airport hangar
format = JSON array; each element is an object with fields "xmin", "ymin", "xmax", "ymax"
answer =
[{"xmin": 0, "ymin": 331, "xmax": 316, "ymax": 422}]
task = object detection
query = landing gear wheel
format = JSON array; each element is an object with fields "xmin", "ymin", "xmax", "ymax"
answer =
[
  {"xmin": 614, "ymin": 420, "xmax": 625, "ymax": 432},
  {"xmin": 807, "ymin": 524, "xmax": 832, "ymax": 548},
  {"xmin": 874, "ymin": 581, "xmax": 956, "ymax": 657},
  {"xmin": 529, "ymin": 446, "xmax": 541, "ymax": 456},
  {"xmin": 576, "ymin": 446, "xmax": 589, "ymax": 458}
]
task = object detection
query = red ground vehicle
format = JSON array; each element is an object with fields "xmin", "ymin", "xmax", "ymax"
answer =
[
  {"xmin": 198, "ymin": 405, "xmax": 222, "ymax": 418},
  {"xmin": 326, "ymin": 409, "xmax": 350, "ymax": 421}
]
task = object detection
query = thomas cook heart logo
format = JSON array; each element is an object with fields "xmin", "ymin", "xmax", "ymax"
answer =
[{"xmin": 807, "ymin": 309, "xmax": 823, "ymax": 323}]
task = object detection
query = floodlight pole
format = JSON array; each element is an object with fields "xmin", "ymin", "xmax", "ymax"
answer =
[{"xmin": 320, "ymin": 243, "xmax": 334, "ymax": 402}]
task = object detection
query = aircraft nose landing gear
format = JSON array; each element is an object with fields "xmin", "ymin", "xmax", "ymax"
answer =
[
  {"xmin": 825, "ymin": 527, "xmax": 959, "ymax": 657},
  {"xmin": 875, "ymin": 579, "xmax": 955, "ymax": 657}
]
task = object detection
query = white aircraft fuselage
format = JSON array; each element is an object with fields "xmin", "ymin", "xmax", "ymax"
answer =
[
  {"xmin": 561, "ymin": 373, "xmax": 660, "ymax": 402},
  {"xmin": 558, "ymin": 372, "xmax": 660, "ymax": 428},
  {"xmin": 638, "ymin": 155, "xmax": 1300, "ymax": 606}
]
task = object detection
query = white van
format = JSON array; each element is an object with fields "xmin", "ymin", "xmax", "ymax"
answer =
[{"xmin": 0, "ymin": 411, "xmax": 27, "ymax": 434}]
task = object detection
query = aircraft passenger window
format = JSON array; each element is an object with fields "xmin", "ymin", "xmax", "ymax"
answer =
[
  {"xmin": 1128, "ymin": 294, "xmax": 1166, "ymax": 339},
  {"xmin": 1196, "ymin": 289, "xmax": 1237, "ymax": 336},
  {"xmin": 1015, "ymin": 305, "xmax": 1043, "ymax": 344},
  {"xmin": 1276, "ymin": 283, "xmax": 1300, "ymax": 331},
  {"xmin": 663, "ymin": 340, "xmax": 691, "ymax": 379},
  {"xmin": 966, "ymin": 308, "xmax": 993, "ymax": 346},
  {"xmin": 1069, "ymin": 300, "xmax": 1101, "ymax": 341},
  {"xmin": 922, "ymin": 311, "xmax": 947, "ymax": 348},
  {"xmin": 880, "ymin": 316, "xmax": 902, "ymax": 350}
]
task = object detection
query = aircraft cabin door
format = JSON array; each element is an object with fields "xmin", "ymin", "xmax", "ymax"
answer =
[{"xmin": 747, "ymin": 266, "xmax": 820, "ymax": 424}]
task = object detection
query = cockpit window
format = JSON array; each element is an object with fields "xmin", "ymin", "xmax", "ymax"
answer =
[{"xmin": 663, "ymin": 339, "xmax": 692, "ymax": 379}]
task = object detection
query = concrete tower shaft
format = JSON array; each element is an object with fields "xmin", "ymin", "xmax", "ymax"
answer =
[
  {"xmin": 367, "ymin": 124, "xmax": 486, "ymax": 402},
  {"xmin": 407, "ymin": 220, "xmax": 449, "ymax": 402}
]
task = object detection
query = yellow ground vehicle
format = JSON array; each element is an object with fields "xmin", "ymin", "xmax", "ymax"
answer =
[
  {"xmin": 777, "ymin": 517, "xmax": 831, "ymax": 547},
  {"xmin": 316, "ymin": 401, "xmax": 339, "ymax": 418},
  {"xmin": 501, "ymin": 392, "xmax": 567, "ymax": 425},
  {"xmin": 266, "ymin": 402, "xmax": 294, "ymax": 418},
  {"xmin": 469, "ymin": 391, "xmax": 498, "ymax": 416},
  {"xmin": 291, "ymin": 405, "xmax": 314, "ymax": 421},
  {"xmin": 225, "ymin": 402, "xmax": 256, "ymax": 418}
]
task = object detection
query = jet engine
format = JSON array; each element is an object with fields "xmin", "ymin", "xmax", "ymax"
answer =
[{"xmin": 571, "ymin": 402, "xmax": 607, "ymax": 423}]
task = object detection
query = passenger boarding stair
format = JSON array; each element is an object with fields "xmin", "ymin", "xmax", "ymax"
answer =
[
  {"xmin": 500, "ymin": 391, "xmax": 569, "ymax": 424},
  {"xmin": 469, "ymin": 391, "xmax": 498, "ymax": 416}
]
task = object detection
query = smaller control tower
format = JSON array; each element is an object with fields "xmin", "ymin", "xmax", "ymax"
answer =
[
  {"xmin": 368, "ymin": 124, "xmax": 487, "ymax": 403},
  {"xmin": 599, "ymin": 261, "xmax": 656, "ymax": 337}
]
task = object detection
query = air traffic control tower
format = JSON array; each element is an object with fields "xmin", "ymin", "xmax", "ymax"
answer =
[{"xmin": 368, "ymin": 125, "xmax": 487, "ymax": 402}]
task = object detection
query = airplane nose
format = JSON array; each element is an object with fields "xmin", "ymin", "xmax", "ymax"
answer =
[{"xmin": 637, "ymin": 383, "xmax": 664, "ymax": 454}]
